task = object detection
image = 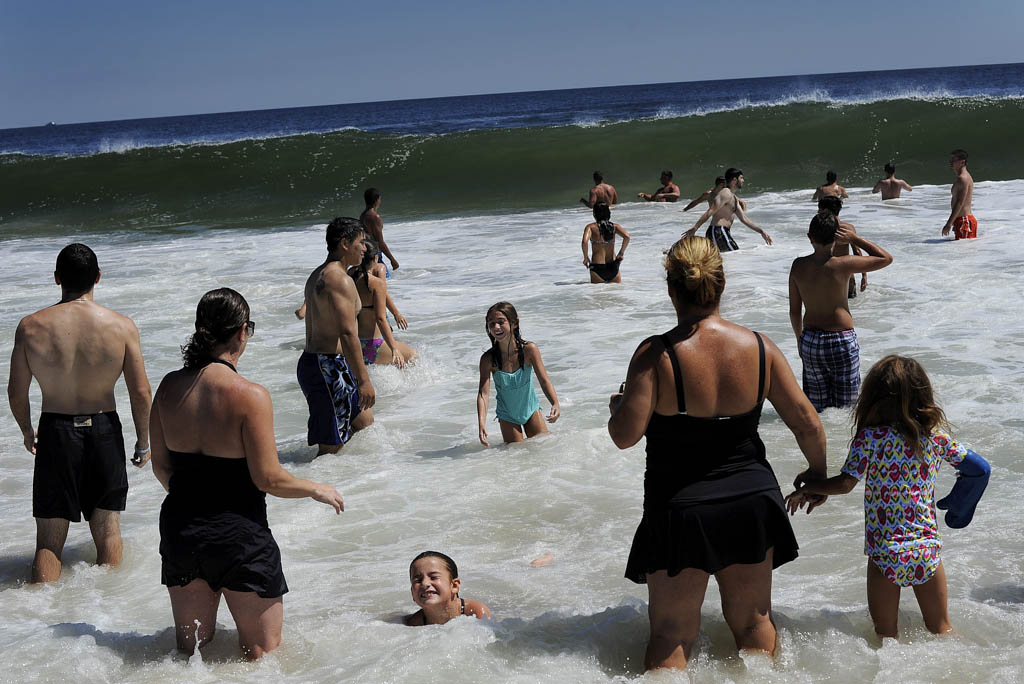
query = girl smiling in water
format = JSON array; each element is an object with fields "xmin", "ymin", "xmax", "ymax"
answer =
[
  {"xmin": 403, "ymin": 551, "xmax": 492, "ymax": 625},
  {"xmin": 476, "ymin": 301, "xmax": 560, "ymax": 447}
]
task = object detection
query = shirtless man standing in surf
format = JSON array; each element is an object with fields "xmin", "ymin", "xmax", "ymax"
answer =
[
  {"xmin": 8, "ymin": 243, "xmax": 152, "ymax": 583},
  {"xmin": 684, "ymin": 168, "xmax": 771, "ymax": 251},
  {"xmin": 360, "ymin": 188, "xmax": 399, "ymax": 276},
  {"xmin": 297, "ymin": 217, "xmax": 375, "ymax": 455},
  {"xmin": 872, "ymin": 163, "xmax": 913, "ymax": 200},
  {"xmin": 942, "ymin": 149, "xmax": 976, "ymax": 239},
  {"xmin": 580, "ymin": 171, "xmax": 618, "ymax": 208}
]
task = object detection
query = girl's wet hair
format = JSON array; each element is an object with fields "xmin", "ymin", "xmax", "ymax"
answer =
[
  {"xmin": 592, "ymin": 202, "xmax": 614, "ymax": 241},
  {"xmin": 182, "ymin": 288, "xmax": 250, "ymax": 369},
  {"xmin": 664, "ymin": 236, "xmax": 725, "ymax": 308},
  {"xmin": 485, "ymin": 301, "xmax": 527, "ymax": 369},
  {"xmin": 410, "ymin": 551, "xmax": 458, "ymax": 580},
  {"xmin": 854, "ymin": 355, "xmax": 950, "ymax": 459},
  {"xmin": 352, "ymin": 238, "xmax": 380, "ymax": 284}
]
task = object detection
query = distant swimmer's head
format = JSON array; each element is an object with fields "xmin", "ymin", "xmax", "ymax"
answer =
[
  {"xmin": 817, "ymin": 195, "xmax": 843, "ymax": 216},
  {"xmin": 884, "ymin": 162, "xmax": 896, "ymax": 176},
  {"xmin": 326, "ymin": 216, "xmax": 365, "ymax": 259},
  {"xmin": 593, "ymin": 170, "xmax": 603, "ymax": 183},
  {"xmin": 855, "ymin": 355, "xmax": 949, "ymax": 461},
  {"xmin": 714, "ymin": 176, "xmax": 726, "ymax": 188},
  {"xmin": 808, "ymin": 211, "xmax": 839, "ymax": 245},
  {"xmin": 664, "ymin": 236, "xmax": 725, "ymax": 309},
  {"xmin": 409, "ymin": 551, "xmax": 461, "ymax": 612},
  {"xmin": 364, "ymin": 187, "xmax": 381, "ymax": 209},
  {"xmin": 183, "ymin": 288, "xmax": 252, "ymax": 369},
  {"xmin": 55, "ymin": 243, "xmax": 100, "ymax": 294},
  {"xmin": 826, "ymin": 170, "xmax": 837, "ymax": 185},
  {"xmin": 724, "ymin": 168, "xmax": 743, "ymax": 187},
  {"xmin": 660, "ymin": 170, "xmax": 673, "ymax": 182},
  {"xmin": 950, "ymin": 148, "xmax": 968, "ymax": 169}
]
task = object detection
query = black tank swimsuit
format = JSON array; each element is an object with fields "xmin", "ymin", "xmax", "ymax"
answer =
[
  {"xmin": 624, "ymin": 332, "xmax": 799, "ymax": 583},
  {"xmin": 158, "ymin": 359, "xmax": 288, "ymax": 598}
]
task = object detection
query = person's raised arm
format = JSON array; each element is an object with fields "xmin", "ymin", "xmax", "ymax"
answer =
[
  {"xmin": 327, "ymin": 270, "xmax": 375, "ymax": 410},
  {"xmin": 149, "ymin": 393, "xmax": 172, "ymax": 490},
  {"xmin": 787, "ymin": 264, "xmax": 804, "ymax": 350},
  {"xmin": 7, "ymin": 321, "xmax": 36, "ymax": 453},
  {"xmin": 526, "ymin": 343, "xmax": 559, "ymax": 423},
  {"xmin": 835, "ymin": 225, "xmax": 892, "ymax": 273},
  {"xmin": 608, "ymin": 337, "xmax": 658, "ymax": 449},
  {"xmin": 476, "ymin": 353, "xmax": 492, "ymax": 446},
  {"xmin": 812, "ymin": 187, "xmax": 823, "ymax": 202},
  {"xmin": 683, "ymin": 190, "xmax": 709, "ymax": 212},
  {"xmin": 734, "ymin": 202, "xmax": 772, "ymax": 245},
  {"xmin": 763, "ymin": 338, "xmax": 827, "ymax": 507},
  {"xmin": 900, "ymin": 180, "xmax": 913, "ymax": 192},
  {"xmin": 371, "ymin": 279, "xmax": 405, "ymax": 368},
  {"xmin": 872, "ymin": 179, "xmax": 883, "ymax": 194},
  {"xmin": 615, "ymin": 224, "xmax": 630, "ymax": 260},
  {"xmin": 241, "ymin": 382, "xmax": 343, "ymax": 511},
  {"xmin": 581, "ymin": 224, "xmax": 592, "ymax": 268},
  {"xmin": 121, "ymin": 319, "xmax": 152, "ymax": 467}
]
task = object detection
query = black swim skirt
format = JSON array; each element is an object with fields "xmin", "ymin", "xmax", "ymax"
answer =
[
  {"xmin": 33, "ymin": 412, "xmax": 128, "ymax": 521},
  {"xmin": 624, "ymin": 489, "xmax": 799, "ymax": 583},
  {"xmin": 159, "ymin": 506, "xmax": 289, "ymax": 599}
]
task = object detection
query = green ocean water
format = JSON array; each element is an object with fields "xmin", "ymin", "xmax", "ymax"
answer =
[{"xmin": 2, "ymin": 96, "xmax": 1021, "ymax": 237}]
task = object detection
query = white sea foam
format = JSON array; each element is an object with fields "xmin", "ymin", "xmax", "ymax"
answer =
[{"xmin": 0, "ymin": 181, "xmax": 1021, "ymax": 681}]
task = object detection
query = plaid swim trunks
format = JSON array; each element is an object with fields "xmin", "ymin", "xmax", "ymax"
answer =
[{"xmin": 799, "ymin": 327, "xmax": 860, "ymax": 412}]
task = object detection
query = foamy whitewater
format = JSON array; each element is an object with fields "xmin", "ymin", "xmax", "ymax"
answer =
[{"xmin": 1, "ymin": 182, "xmax": 1022, "ymax": 682}]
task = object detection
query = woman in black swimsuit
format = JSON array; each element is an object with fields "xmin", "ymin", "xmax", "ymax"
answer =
[
  {"xmin": 581, "ymin": 202, "xmax": 630, "ymax": 283},
  {"xmin": 607, "ymin": 237, "xmax": 827, "ymax": 671},
  {"xmin": 150, "ymin": 288, "xmax": 344, "ymax": 660}
]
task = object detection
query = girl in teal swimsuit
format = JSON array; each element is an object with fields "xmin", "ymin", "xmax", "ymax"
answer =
[{"xmin": 476, "ymin": 302, "xmax": 560, "ymax": 447}]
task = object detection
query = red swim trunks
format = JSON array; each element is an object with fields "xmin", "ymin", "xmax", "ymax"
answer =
[{"xmin": 953, "ymin": 215, "xmax": 978, "ymax": 240}]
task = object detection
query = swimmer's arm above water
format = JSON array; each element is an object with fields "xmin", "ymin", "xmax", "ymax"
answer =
[
  {"xmin": 608, "ymin": 337, "xmax": 659, "ymax": 448},
  {"xmin": 682, "ymin": 190, "xmax": 710, "ymax": 212},
  {"xmin": 7, "ymin": 322, "xmax": 36, "ymax": 453},
  {"xmin": 526, "ymin": 343, "xmax": 560, "ymax": 423},
  {"xmin": 733, "ymin": 203, "xmax": 772, "ymax": 245},
  {"xmin": 477, "ymin": 353, "xmax": 493, "ymax": 447}
]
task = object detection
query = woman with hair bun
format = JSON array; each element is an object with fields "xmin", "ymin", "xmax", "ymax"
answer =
[
  {"xmin": 607, "ymin": 237, "xmax": 827, "ymax": 671},
  {"xmin": 150, "ymin": 288, "xmax": 344, "ymax": 660}
]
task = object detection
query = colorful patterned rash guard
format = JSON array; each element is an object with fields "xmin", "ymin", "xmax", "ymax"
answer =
[{"xmin": 841, "ymin": 426, "xmax": 967, "ymax": 586}]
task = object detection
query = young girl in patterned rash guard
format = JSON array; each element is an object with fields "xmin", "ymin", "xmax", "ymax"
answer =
[{"xmin": 787, "ymin": 355, "xmax": 975, "ymax": 638}]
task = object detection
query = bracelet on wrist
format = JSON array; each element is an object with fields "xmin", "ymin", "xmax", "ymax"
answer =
[{"xmin": 134, "ymin": 445, "xmax": 150, "ymax": 456}]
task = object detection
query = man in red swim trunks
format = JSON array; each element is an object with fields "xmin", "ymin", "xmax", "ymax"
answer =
[{"xmin": 941, "ymin": 148, "xmax": 976, "ymax": 240}]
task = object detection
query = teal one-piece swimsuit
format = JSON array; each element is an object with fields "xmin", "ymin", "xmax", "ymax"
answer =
[{"xmin": 493, "ymin": 364, "xmax": 541, "ymax": 425}]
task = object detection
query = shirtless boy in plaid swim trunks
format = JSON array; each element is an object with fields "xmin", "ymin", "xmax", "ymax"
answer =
[{"xmin": 788, "ymin": 212, "xmax": 893, "ymax": 411}]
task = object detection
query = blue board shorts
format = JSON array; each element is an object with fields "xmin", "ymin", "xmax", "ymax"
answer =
[{"xmin": 296, "ymin": 351, "xmax": 362, "ymax": 446}]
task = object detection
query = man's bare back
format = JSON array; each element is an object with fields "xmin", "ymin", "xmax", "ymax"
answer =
[
  {"xmin": 812, "ymin": 183, "xmax": 848, "ymax": 201},
  {"xmin": 581, "ymin": 182, "xmax": 618, "ymax": 208},
  {"xmin": 17, "ymin": 301, "xmax": 141, "ymax": 413},
  {"xmin": 789, "ymin": 223, "xmax": 892, "ymax": 338},
  {"xmin": 873, "ymin": 177, "xmax": 912, "ymax": 200}
]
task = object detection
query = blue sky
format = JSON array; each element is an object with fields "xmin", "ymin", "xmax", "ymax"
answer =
[{"xmin": 2, "ymin": 0, "xmax": 1022, "ymax": 128}]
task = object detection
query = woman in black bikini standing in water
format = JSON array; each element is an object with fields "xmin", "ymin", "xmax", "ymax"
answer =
[
  {"xmin": 607, "ymin": 237, "xmax": 827, "ymax": 671},
  {"xmin": 582, "ymin": 201, "xmax": 630, "ymax": 284},
  {"xmin": 150, "ymin": 288, "xmax": 344, "ymax": 660}
]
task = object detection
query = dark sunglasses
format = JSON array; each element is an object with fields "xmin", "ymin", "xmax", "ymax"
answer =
[{"xmin": 244, "ymin": 320, "xmax": 255, "ymax": 337}]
